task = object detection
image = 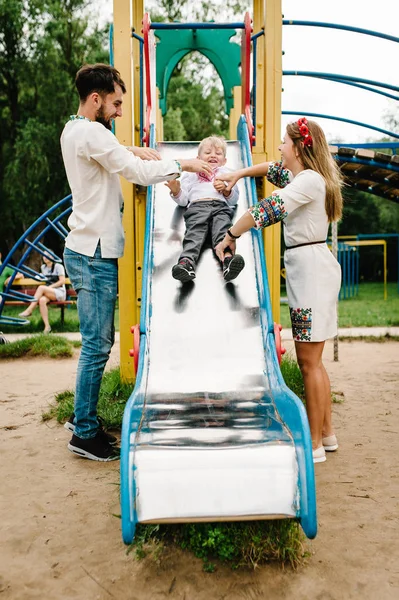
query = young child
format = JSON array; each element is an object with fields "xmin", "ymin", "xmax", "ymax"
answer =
[{"xmin": 166, "ymin": 136, "xmax": 245, "ymax": 283}]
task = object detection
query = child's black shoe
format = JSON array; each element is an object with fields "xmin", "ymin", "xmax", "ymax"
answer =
[
  {"xmin": 172, "ymin": 258, "xmax": 196, "ymax": 282},
  {"xmin": 223, "ymin": 254, "xmax": 245, "ymax": 282}
]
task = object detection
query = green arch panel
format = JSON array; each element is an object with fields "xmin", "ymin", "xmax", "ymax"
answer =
[{"xmin": 155, "ymin": 28, "xmax": 242, "ymax": 116}]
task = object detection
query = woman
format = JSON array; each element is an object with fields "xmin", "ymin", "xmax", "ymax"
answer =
[
  {"xmin": 19, "ymin": 252, "xmax": 66, "ymax": 334},
  {"xmin": 215, "ymin": 118, "xmax": 343, "ymax": 464}
]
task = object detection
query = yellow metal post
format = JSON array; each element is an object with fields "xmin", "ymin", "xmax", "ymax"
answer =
[
  {"xmin": 383, "ymin": 240, "xmax": 387, "ymax": 300},
  {"xmin": 229, "ymin": 86, "xmax": 242, "ymax": 139},
  {"xmin": 252, "ymin": 0, "xmax": 266, "ymax": 163},
  {"xmin": 113, "ymin": 0, "xmax": 137, "ymax": 382},
  {"xmin": 262, "ymin": 0, "xmax": 282, "ymax": 323},
  {"xmin": 132, "ymin": 0, "xmax": 147, "ymax": 347}
]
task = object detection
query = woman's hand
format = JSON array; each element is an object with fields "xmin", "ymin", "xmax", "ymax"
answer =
[
  {"xmin": 215, "ymin": 235, "xmax": 235, "ymax": 261},
  {"xmin": 215, "ymin": 171, "xmax": 240, "ymax": 193}
]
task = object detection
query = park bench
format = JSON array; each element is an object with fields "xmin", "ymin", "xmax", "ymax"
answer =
[{"xmin": 5, "ymin": 278, "xmax": 77, "ymax": 326}]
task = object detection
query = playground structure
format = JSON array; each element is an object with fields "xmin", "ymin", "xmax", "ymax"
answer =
[
  {"xmin": 111, "ymin": 0, "xmax": 399, "ymax": 544},
  {"xmin": 0, "ymin": 0, "xmax": 398, "ymax": 544},
  {"xmin": 115, "ymin": 1, "xmax": 321, "ymax": 543},
  {"xmin": 112, "ymin": 1, "xmax": 399, "ymax": 379},
  {"xmin": 0, "ymin": 197, "xmax": 72, "ymax": 328},
  {"xmin": 330, "ymin": 234, "xmax": 398, "ymax": 300}
]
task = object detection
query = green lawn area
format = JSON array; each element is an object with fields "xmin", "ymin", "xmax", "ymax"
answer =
[
  {"xmin": 1, "ymin": 282, "xmax": 398, "ymax": 333},
  {"xmin": 280, "ymin": 282, "xmax": 399, "ymax": 329},
  {"xmin": 0, "ymin": 303, "xmax": 120, "ymax": 334}
]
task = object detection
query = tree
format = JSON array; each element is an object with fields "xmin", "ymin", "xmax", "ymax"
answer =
[
  {"xmin": 148, "ymin": 0, "xmax": 247, "ymax": 141},
  {"xmin": 0, "ymin": 0, "xmax": 108, "ymax": 253},
  {"xmin": 163, "ymin": 71, "xmax": 229, "ymax": 141}
]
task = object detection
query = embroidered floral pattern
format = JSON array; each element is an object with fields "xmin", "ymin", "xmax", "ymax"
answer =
[
  {"xmin": 290, "ymin": 307, "xmax": 312, "ymax": 341},
  {"xmin": 266, "ymin": 161, "xmax": 291, "ymax": 188},
  {"xmin": 248, "ymin": 192, "xmax": 288, "ymax": 230},
  {"xmin": 197, "ymin": 167, "xmax": 219, "ymax": 183},
  {"xmin": 69, "ymin": 115, "xmax": 91, "ymax": 122}
]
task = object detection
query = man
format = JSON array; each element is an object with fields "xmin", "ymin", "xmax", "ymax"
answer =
[{"xmin": 61, "ymin": 63, "xmax": 211, "ymax": 461}]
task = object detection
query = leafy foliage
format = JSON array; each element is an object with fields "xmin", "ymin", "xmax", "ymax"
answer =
[
  {"xmin": 131, "ymin": 519, "xmax": 306, "ymax": 571},
  {"xmin": 163, "ymin": 70, "xmax": 229, "ymax": 141},
  {"xmin": 0, "ymin": 0, "xmax": 108, "ymax": 253}
]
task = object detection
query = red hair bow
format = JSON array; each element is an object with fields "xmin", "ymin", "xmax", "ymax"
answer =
[{"xmin": 297, "ymin": 117, "xmax": 313, "ymax": 148}]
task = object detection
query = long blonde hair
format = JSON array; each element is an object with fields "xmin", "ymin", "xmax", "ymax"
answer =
[{"xmin": 286, "ymin": 120, "xmax": 343, "ymax": 222}]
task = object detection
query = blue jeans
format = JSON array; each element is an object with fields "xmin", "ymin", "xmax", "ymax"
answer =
[{"xmin": 64, "ymin": 245, "xmax": 118, "ymax": 439}]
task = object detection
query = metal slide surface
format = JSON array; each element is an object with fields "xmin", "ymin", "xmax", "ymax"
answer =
[{"xmin": 121, "ymin": 132, "xmax": 316, "ymax": 542}]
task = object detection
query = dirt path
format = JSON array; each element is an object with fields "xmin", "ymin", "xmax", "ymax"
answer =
[{"xmin": 0, "ymin": 340, "xmax": 398, "ymax": 600}]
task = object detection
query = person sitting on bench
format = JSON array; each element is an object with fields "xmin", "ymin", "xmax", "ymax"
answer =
[{"xmin": 19, "ymin": 251, "xmax": 66, "ymax": 333}]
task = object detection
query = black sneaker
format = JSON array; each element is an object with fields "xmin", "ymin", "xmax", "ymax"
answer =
[
  {"xmin": 68, "ymin": 432, "xmax": 120, "ymax": 462},
  {"xmin": 172, "ymin": 258, "xmax": 196, "ymax": 282},
  {"xmin": 64, "ymin": 413, "xmax": 118, "ymax": 446},
  {"xmin": 223, "ymin": 254, "xmax": 245, "ymax": 282}
]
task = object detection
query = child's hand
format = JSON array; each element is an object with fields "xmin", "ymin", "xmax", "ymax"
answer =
[
  {"xmin": 214, "ymin": 179, "xmax": 229, "ymax": 194},
  {"xmin": 165, "ymin": 180, "xmax": 180, "ymax": 195},
  {"xmin": 218, "ymin": 172, "xmax": 239, "ymax": 193}
]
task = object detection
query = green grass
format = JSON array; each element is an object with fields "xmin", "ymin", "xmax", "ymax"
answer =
[
  {"xmin": 42, "ymin": 367, "xmax": 132, "ymax": 426},
  {"xmin": 280, "ymin": 282, "xmax": 399, "ymax": 329},
  {"xmin": 0, "ymin": 304, "xmax": 120, "ymax": 334},
  {"xmin": 280, "ymin": 354, "xmax": 305, "ymax": 401},
  {"xmin": 130, "ymin": 520, "xmax": 307, "ymax": 571},
  {"xmin": 0, "ymin": 334, "xmax": 80, "ymax": 359},
  {"xmin": 3, "ymin": 283, "xmax": 397, "ymax": 334}
]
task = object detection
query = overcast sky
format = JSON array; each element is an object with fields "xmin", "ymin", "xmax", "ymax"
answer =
[
  {"xmin": 100, "ymin": 0, "xmax": 398, "ymax": 143},
  {"xmin": 280, "ymin": 0, "xmax": 398, "ymax": 143}
]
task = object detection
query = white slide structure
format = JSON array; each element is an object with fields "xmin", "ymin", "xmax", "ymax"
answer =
[{"xmin": 121, "ymin": 127, "xmax": 317, "ymax": 543}]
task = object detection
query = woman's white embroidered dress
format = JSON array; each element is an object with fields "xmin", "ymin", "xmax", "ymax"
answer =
[{"xmin": 248, "ymin": 162, "xmax": 341, "ymax": 342}]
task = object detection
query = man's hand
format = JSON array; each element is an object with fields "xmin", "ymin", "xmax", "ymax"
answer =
[
  {"xmin": 179, "ymin": 158, "xmax": 213, "ymax": 176},
  {"xmin": 165, "ymin": 180, "xmax": 181, "ymax": 195},
  {"xmin": 128, "ymin": 146, "xmax": 161, "ymax": 161}
]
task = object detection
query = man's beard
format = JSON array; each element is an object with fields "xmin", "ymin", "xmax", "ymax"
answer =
[{"xmin": 95, "ymin": 106, "xmax": 113, "ymax": 130}]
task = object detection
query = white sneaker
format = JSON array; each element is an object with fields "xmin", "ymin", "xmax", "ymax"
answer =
[
  {"xmin": 322, "ymin": 434, "xmax": 339, "ymax": 452},
  {"xmin": 313, "ymin": 446, "xmax": 326, "ymax": 463}
]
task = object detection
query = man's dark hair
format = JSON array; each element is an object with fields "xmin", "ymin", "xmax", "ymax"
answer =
[{"xmin": 75, "ymin": 63, "xmax": 127, "ymax": 101}]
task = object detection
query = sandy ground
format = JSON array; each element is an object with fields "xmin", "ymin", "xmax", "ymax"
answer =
[{"xmin": 0, "ymin": 339, "xmax": 398, "ymax": 600}]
